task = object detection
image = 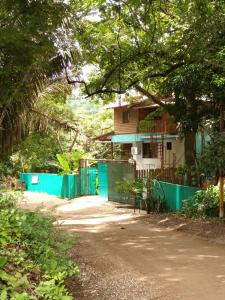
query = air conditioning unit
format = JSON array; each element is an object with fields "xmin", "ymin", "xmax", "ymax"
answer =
[{"xmin": 131, "ymin": 146, "xmax": 138, "ymax": 155}]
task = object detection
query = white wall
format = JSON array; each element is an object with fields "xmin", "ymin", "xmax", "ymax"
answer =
[
  {"xmin": 165, "ymin": 138, "xmax": 184, "ymax": 167},
  {"xmin": 132, "ymin": 139, "xmax": 185, "ymax": 170},
  {"xmin": 132, "ymin": 142, "xmax": 161, "ymax": 170}
]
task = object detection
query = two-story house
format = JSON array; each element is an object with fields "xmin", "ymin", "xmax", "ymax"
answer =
[{"xmin": 96, "ymin": 100, "xmax": 185, "ymax": 170}]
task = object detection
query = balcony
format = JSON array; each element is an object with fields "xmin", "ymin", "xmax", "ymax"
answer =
[{"xmin": 138, "ymin": 119, "xmax": 177, "ymax": 134}]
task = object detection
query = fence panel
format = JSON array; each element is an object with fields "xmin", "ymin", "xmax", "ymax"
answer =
[
  {"xmin": 152, "ymin": 181, "xmax": 199, "ymax": 211},
  {"xmin": 80, "ymin": 167, "xmax": 97, "ymax": 195},
  {"xmin": 98, "ymin": 162, "xmax": 108, "ymax": 198},
  {"xmin": 137, "ymin": 168, "xmax": 176, "ymax": 183}
]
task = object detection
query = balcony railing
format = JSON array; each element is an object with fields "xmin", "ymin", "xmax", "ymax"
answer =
[{"xmin": 138, "ymin": 119, "xmax": 177, "ymax": 134}]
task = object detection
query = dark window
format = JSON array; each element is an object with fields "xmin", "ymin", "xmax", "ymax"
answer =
[
  {"xmin": 154, "ymin": 116, "xmax": 162, "ymax": 121},
  {"xmin": 122, "ymin": 143, "xmax": 132, "ymax": 160},
  {"xmin": 166, "ymin": 142, "xmax": 172, "ymax": 150},
  {"xmin": 143, "ymin": 143, "xmax": 158, "ymax": 158},
  {"xmin": 122, "ymin": 110, "xmax": 129, "ymax": 123}
]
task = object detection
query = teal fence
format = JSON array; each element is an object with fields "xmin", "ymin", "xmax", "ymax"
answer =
[
  {"xmin": 20, "ymin": 169, "xmax": 199, "ymax": 211},
  {"xmin": 98, "ymin": 162, "xmax": 108, "ymax": 198},
  {"xmin": 80, "ymin": 168, "xmax": 97, "ymax": 195},
  {"xmin": 103, "ymin": 171, "xmax": 199, "ymax": 211},
  {"xmin": 20, "ymin": 169, "xmax": 96, "ymax": 199},
  {"xmin": 152, "ymin": 181, "xmax": 199, "ymax": 211}
]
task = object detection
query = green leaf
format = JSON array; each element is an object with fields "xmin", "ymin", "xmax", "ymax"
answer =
[
  {"xmin": 11, "ymin": 292, "xmax": 31, "ymax": 300},
  {"xmin": 0, "ymin": 269, "xmax": 7, "ymax": 279},
  {"xmin": 0, "ymin": 257, "xmax": 7, "ymax": 268},
  {"xmin": 56, "ymin": 154, "xmax": 71, "ymax": 174},
  {"xmin": 61, "ymin": 296, "xmax": 73, "ymax": 300},
  {"xmin": 0, "ymin": 289, "xmax": 8, "ymax": 300}
]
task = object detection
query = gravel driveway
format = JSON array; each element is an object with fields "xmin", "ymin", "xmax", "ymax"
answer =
[{"xmin": 22, "ymin": 192, "xmax": 225, "ymax": 300}]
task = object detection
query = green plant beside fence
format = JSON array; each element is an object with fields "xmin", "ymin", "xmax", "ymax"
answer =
[{"xmin": 181, "ymin": 185, "xmax": 222, "ymax": 218}]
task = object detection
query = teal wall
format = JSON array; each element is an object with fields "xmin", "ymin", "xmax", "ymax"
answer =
[
  {"xmin": 152, "ymin": 181, "xmax": 199, "ymax": 211},
  {"xmin": 20, "ymin": 173, "xmax": 79, "ymax": 199}
]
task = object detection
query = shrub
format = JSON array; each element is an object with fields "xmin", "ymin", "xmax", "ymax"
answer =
[
  {"xmin": 0, "ymin": 192, "xmax": 78, "ymax": 299},
  {"xmin": 115, "ymin": 178, "xmax": 144, "ymax": 194},
  {"xmin": 181, "ymin": 185, "xmax": 220, "ymax": 218},
  {"xmin": 0, "ymin": 191, "xmax": 21, "ymax": 209},
  {"xmin": 115, "ymin": 178, "xmax": 144, "ymax": 206}
]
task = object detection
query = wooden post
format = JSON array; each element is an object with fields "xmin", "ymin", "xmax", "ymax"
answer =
[
  {"xmin": 161, "ymin": 133, "xmax": 164, "ymax": 176},
  {"xmin": 133, "ymin": 160, "xmax": 137, "ymax": 213},
  {"xmin": 219, "ymin": 105, "xmax": 224, "ymax": 218},
  {"xmin": 111, "ymin": 142, "xmax": 114, "ymax": 159},
  {"xmin": 133, "ymin": 160, "xmax": 137, "ymax": 180}
]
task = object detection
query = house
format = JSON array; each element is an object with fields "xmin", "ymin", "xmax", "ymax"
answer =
[{"xmin": 96, "ymin": 100, "xmax": 185, "ymax": 170}]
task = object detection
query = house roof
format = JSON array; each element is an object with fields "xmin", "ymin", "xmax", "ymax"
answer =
[
  {"xmin": 103, "ymin": 97, "xmax": 172, "ymax": 110},
  {"xmin": 93, "ymin": 131, "xmax": 114, "ymax": 142},
  {"xmin": 103, "ymin": 101, "xmax": 129, "ymax": 109}
]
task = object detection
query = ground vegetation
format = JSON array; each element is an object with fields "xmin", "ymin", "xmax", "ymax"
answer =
[{"xmin": 0, "ymin": 192, "xmax": 78, "ymax": 299}]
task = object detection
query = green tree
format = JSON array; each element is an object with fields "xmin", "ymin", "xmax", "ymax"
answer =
[
  {"xmin": 0, "ymin": 0, "xmax": 75, "ymax": 155},
  {"xmin": 69, "ymin": 0, "xmax": 225, "ymax": 168}
]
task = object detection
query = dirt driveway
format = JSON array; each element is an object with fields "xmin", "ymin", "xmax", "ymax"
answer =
[{"xmin": 22, "ymin": 193, "xmax": 225, "ymax": 300}]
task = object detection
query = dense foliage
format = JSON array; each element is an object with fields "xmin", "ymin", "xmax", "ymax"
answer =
[
  {"xmin": 198, "ymin": 132, "xmax": 225, "ymax": 178},
  {"xmin": 182, "ymin": 186, "xmax": 221, "ymax": 218},
  {"xmin": 0, "ymin": 192, "xmax": 78, "ymax": 299},
  {"xmin": 0, "ymin": 0, "xmax": 76, "ymax": 155},
  {"xmin": 0, "ymin": 99, "xmax": 113, "ymax": 176}
]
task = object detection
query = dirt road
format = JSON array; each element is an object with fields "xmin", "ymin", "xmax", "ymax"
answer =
[{"xmin": 22, "ymin": 193, "xmax": 225, "ymax": 300}]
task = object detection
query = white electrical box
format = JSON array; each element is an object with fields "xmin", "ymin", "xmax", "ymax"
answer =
[
  {"xmin": 31, "ymin": 176, "xmax": 38, "ymax": 184},
  {"xmin": 131, "ymin": 146, "xmax": 138, "ymax": 155}
]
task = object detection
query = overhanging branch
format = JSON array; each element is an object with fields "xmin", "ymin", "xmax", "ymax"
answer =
[
  {"xmin": 135, "ymin": 85, "xmax": 166, "ymax": 107},
  {"xmin": 31, "ymin": 109, "xmax": 78, "ymax": 132}
]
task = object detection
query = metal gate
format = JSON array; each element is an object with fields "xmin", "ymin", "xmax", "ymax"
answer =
[
  {"xmin": 108, "ymin": 161, "xmax": 135, "ymax": 204},
  {"xmin": 97, "ymin": 161, "xmax": 135, "ymax": 203}
]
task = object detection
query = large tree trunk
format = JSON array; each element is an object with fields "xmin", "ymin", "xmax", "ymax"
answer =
[
  {"xmin": 184, "ymin": 132, "xmax": 196, "ymax": 166},
  {"xmin": 184, "ymin": 131, "xmax": 196, "ymax": 186}
]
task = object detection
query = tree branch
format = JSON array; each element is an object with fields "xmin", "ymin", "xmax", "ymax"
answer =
[
  {"xmin": 56, "ymin": 132, "xmax": 64, "ymax": 152},
  {"xmin": 135, "ymin": 85, "xmax": 166, "ymax": 107},
  {"xmin": 68, "ymin": 131, "xmax": 79, "ymax": 152},
  {"xmin": 31, "ymin": 109, "xmax": 78, "ymax": 132}
]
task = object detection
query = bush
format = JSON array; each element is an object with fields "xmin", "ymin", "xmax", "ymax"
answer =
[
  {"xmin": 115, "ymin": 178, "xmax": 144, "ymax": 207},
  {"xmin": 0, "ymin": 192, "xmax": 78, "ymax": 299},
  {"xmin": 0, "ymin": 191, "xmax": 21, "ymax": 209},
  {"xmin": 181, "ymin": 185, "xmax": 220, "ymax": 218}
]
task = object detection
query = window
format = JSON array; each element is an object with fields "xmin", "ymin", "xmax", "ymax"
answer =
[
  {"xmin": 122, "ymin": 143, "xmax": 132, "ymax": 160},
  {"xmin": 143, "ymin": 143, "xmax": 158, "ymax": 158},
  {"xmin": 122, "ymin": 110, "xmax": 129, "ymax": 123},
  {"xmin": 166, "ymin": 142, "xmax": 172, "ymax": 150}
]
